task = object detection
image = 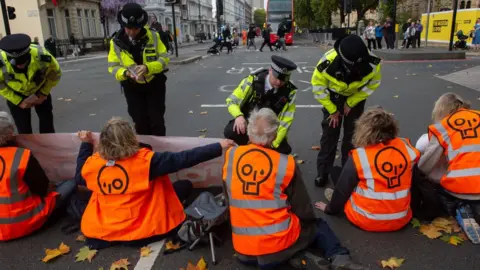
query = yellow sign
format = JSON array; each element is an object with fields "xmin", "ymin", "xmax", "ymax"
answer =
[{"xmin": 421, "ymin": 8, "xmax": 480, "ymax": 43}]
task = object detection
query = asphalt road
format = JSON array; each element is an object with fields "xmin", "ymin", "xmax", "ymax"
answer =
[{"xmin": 0, "ymin": 45, "xmax": 480, "ymax": 270}]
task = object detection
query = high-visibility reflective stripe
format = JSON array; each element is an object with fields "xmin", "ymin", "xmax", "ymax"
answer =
[
  {"xmin": 229, "ymin": 198, "xmax": 287, "ymax": 208},
  {"xmin": 356, "ymin": 148, "xmax": 374, "ymax": 188},
  {"xmin": 108, "ymin": 62, "xmax": 119, "ymax": 68},
  {"xmin": 282, "ymin": 111, "xmax": 294, "ymax": 118},
  {"xmin": 0, "ymin": 149, "xmax": 33, "ymax": 204},
  {"xmin": 157, "ymin": 57, "xmax": 167, "ymax": 69},
  {"xmin": 274, "ymin": 155, "xmax": 288, "ymax": 199},
  {"xmin": 113, "ymin": 44, "xmax": 123, "ymax": 66},
  {"xmin": 399, "ymin": 138, "xmax": 417, "ymax": 162},
  {"xmin": 314, "ymin": 93, "xmax": 328, "ymax": 100},
  {"xmin": 232, "ymin": 217, "xmax": 291, "ymax": 235},
  {"xmin": 227, "ymin": 94, "xmax": 242, "ymax": 104},
  {"xmin": 431, "ymin": 123, "xmax": 456, "ymax": 162},
  {"xmin": 370, "ymin": 80, "xmax": 381, "ymax": 85},
  {"xmin": 242, "ymin": 80, "xmax": 252, "ymax": 91},
  {"xmin": 312, "ymin": 85, "xmax": 326, "ymax": 92},
  {"xmin": 361, "ymin": 87, "xmax": 374, "ymax": 95},
  {"xmin": 354, "ymin": 186, "xmax": 409, "ymax": 200},
  {"xmin": 279, "ymin": 120, "xmax": 289, "ymax": 128},
  {"xmin": 111, "ymin": 67, "xmax": 121, "ymax": 77},
  {"xmin": 152, "ymin": 30, "xmax": 159, "ymax": 58},
  {"xmin": 0, "ymin": 53, "xmax": 10, "ymax": 84},
  {"xmin": 449, "ymin": 144, "xmax": 480, "ymax": 161},
  {"xmin": 350, "ymin": 197, "xmax": 409, "ymax": 220},
  {"xmin": 447, "ymin": 168, "xmax": 480, "ymax": 178},
  {"xmin": 224, "ymin": 147, "xmax": 237, "ymax": 199},
  {"xmin": 288, "ymin": 92, "xmax": 296, "ymax": 105},
  {"xmin": 0, "ymin": 202, "xmax": 45, "ymax": 224}
]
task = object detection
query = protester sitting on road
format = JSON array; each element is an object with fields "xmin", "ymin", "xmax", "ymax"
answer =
[
  {"xmin": 315, "ymin": 107, "xmax": 421, "ymax": 232},
  {"xmin": 223, "ymin": 108, "xmax": 366, "ymax": 270},
  {"xmin": 0, "ymin": 111, "xmax": 76, "ymax": 241},
  {"xmin": 418, "ymin": 93, "xmax": 480, "ymax": 217},
  {"xmin": 74, "ymin": 117, "xmax": 235, "ymax": 249}
]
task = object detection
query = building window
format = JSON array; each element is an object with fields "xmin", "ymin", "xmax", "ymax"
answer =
[
  {"xmin": 90, "ymin": 10, "xmax": 97, "ymax": 36},
  {"xmin": 65, "ymin": 9, "xmax": 72, "ymax": 36},
  {"xmin": 460, "ymin": 1, "xmax": 465, "ymax": 9},
  {"xmin": 47, "ymin": 9, "xmax": 57, "ymax": 37},
  {"xmin": 84, "ymin": 10, "xmax": 91, "ymax": 36},
  {"xmin": 77, "ymin": 9, "xmax": 85, "ymax": 37},
  {"xmin": 467, "ymin": 0, "xmax": 471, "ymax": 8}
]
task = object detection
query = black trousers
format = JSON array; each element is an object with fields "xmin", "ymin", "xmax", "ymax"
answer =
[
  {"xmin": 367, "ymin": 39, "xmax": 377, "ymax": 50},
  {"xmin": 224, "ymin": 119, "xmax": 292, "ymax": 155},
  {"xmin": 406, "ymin": 37, "xmax": 416, "ymax": 48},
  {"xmin": 376, "ymin": 37, "xmax": 383, "ymax": 49},
  {"xmin": 7, "ymin": 94, "xmax": 55, "ymax": 134},
  {"xmin": 220, "ymin": 41, "xmax": 232, "ymax": 53},
  {"xmin": 385, "ymin": 33, "xmax": 395, "ymax": 49},
  {"xmin": 259, "ymin": 40, "xmax": 273, "ymax": 51},
  {"xmin": 316, "ymin": 94, "xmax": 365, "ymax": 177},
  {"xmin": 122, "ymin": 75, "xmax": 167, "ymax": 136},
  {"xmin": 415, "ymin": 32, "xmax": 421, "ymax": 48}
]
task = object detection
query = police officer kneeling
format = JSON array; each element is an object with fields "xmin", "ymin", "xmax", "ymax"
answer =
[
  {"xmin": 312, "ymin": 35, "xmax": 382, "ymax": 187},
  {"xmin": 223, "ymin": 108, "xmax": 366, "ymax": 270},
  {"xmin": 224, "ymin": 55, "xmax": 297, "ymax": 154},
  {"xmin": 108, "ymin": 3, "xmax": 169, "ymax": 136},
  {"xmin": 0, "ymin": 34, "xmax": 61, "ymax": 134}
]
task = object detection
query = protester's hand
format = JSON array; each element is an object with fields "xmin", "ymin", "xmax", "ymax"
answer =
[
  {"xmin": 328, "ymin": 111, "xmax": 341, "ymax": 128},
  {"xmin": 344, "ymin": 102, "xmax": 351, "ymax": 116},
  {"xmin": 125, "ymin": 70, "xmax": 135, "ymax": 80},
  {"xmin": 135, "ymin": 65, "xmax": 148, "ymax": 77},
  {"xmin": 77, "ymin": 130, "xmax": 93, "ymax": 143},
  {"xmin": 314, "ymin": 201, "xmax": 327, "ymax": 212},
  {"xmin": 219, "ymin": 139, "xmax": 236, "ymax": 149},
  {"xmin": 233, "ymin": 116, "xmax": 247, "ymax": 134},
  {"xmin": 34, "ymin": 95, "xmax": 48, "ymax": 105},
  {"xmin": 19, "ymin": 100, "xmax": 32, "ymax": 109}
]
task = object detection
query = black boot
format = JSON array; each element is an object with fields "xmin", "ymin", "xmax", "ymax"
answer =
[
  {"xmin": 288, "ymin": 252, "xmax": 330, "ymax": 270},
  {"xmin": 315, "ymin": 174, "xmax": 329, "ymax": 187},
  {"xmin": 330, "ymin": 255, "xmax": 369, "ymax": 270}
]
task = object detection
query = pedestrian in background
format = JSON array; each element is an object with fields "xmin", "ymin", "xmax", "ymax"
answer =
[
  {"xmin": 472, "ymin": 18, "xmax": 480, "ymax": 51},
  {"xmin": 401, "ymin": 18, "xmax": 412, "ymax": 48},
  {"xmin": 108, "ymin": 3, "xmax": 169, "ymax": 136},
  {"xmin": 383, "ymin": 17, "xmax": 395, "ymax": 49},
  {"xmin": 375, "ymin": 22, "xmax": 383, "ymax": 49},
  {"xmin": 0, "ymin": 34, "xmax": 61, "ymax": 134},
  {"xmin": 364, "ymin": 21, "xmax": 376, "ymax": 50},
  {"xmin": 247, "ymin": 24, "xmax": 257, "ymax": 51},
  {"xmin": 415, "ymin": 19, "xmax": 423, "ymax": 48},
  {"xmin": 406, "ymin": 21, "xmax": 417, "ymax": 49},
  {"xmin": 311, "ymin": 35, "xmax": 382, "ymax": 187},
  {"xmin": 259, "ymin": 24, "xmax": 273, "ymax": 52}
]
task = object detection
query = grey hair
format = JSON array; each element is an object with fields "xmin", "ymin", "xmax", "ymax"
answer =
[
  {"xmin": 247, "ymin": 108, "xmax": 279, "ymax": 146},
  {"xmin": 0, "ymin": 111, "xmax": 15, "ymax": 146}
]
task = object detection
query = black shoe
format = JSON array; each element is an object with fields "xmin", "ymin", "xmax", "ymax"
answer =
[
  {"xmin": 288, "ymin": 252, "xmax": 330, "ymax": 270},
  {"xmin": 315, "ymin": 175, "xmax": 329, "ymax": 187},
  {"xmin": 330, "ymin": 255, "xmax": 369, "ymax": 270}
]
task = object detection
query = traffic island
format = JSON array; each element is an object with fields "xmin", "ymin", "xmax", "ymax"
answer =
[
  {"xmin": 373, "ymin": 48, "xmax": 466, "ymax": 61},
  {"xmin": 170, "ymin": 55, "xmax": 209, "ymax": 65}
]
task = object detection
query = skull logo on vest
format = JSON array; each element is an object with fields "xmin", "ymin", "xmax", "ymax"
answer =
[
  {"xmin": 236, "ymin": 149, "xmax": 273, "ymax": 196},
  {"xmin": 374, "ymin": 147, "xmax": 408, "ymax": 189},
  {"xmin": 447, "ymin": 110, "xmax": 480, "ymax": 139},
  {"xmin": 0, "ymin": 156, "xmax": 5, "ymax": 182},
  {"xmin": 97, "ymin": 164, "xmax": 130, "ymax": 195}
]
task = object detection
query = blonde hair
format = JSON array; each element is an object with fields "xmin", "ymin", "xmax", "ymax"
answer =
[
  {"xmin": 432, "ymin": 93, "xmax": 470, "ymax": 123},
  {"xmin": 0, "ymin": 111, "xmax": 15, "ymax": 146},
  {"xmin": 97, "ymin": 117, "xmax": 139, "ymax": 160},
  {"xmin": 353, "ymin": 107, "xmax": 398, "ymax": 147}
]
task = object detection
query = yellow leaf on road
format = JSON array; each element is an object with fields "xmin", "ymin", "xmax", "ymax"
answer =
[
  {"xmin": 76, "ymin": 234, "xmax": 86, "ymax": 242},
  {"xmin": 419, "ymin": 224, "xmax": 442, "ymax": 239},
  {"xmin": 185, "ymin": 262, "xmax": 196, "ymax": 270},
  {"xmin": 410, "ymin": 218, "xmax": 421, "ymax": 229},
  {"xmin": 311, "ymin": 145, "xmax": 321, "ymax": 150},
  {"xmin": 428, "ymin": 64, "xmax": 432, "ymax": 68},
  {"xmin": 449, "ymin": 235, "xmax": 464, "ymax": 246},
  {"xmin": 140, "ymin": 246, "xmax": 152, "ymax": 257},
  {"xmin": 381, "ymin": 257, "xmax": 405, "ymax": 269},
  {"xmin": 42, "ymin": 248, "xmax": 63, "ymax": 263},
  {"xmin": 198, "ymin": 134, "xmax": 206, "ymax": 138},
  {"xmin": 432, "ymin": 217, "xmax": 453, "ymax": 233},
  {"xmin": 58, "ymin": 242, "xmax": 71, "ymax": 254},
  {"xmin": 393, "ymin": 95, "xmax": 399, "ymax": 98},
  {"xmin": 110, "ymin": 258, "xmax": 130, "ymax": 270},
  {"xmin": 198, "ymin": 128, "xmax": 207, "ymax": 132},
  {"xmin": 301, "ymin": 259, "xmax": 307, "ymax": 265},
  {"xmin": 188, "ymin": 111, "xmax": 193, "ymax": 114},
  {"xmin": 75, "ymin": 246, "xmax": 98, "ymax": 262},
  {"xmin": 458, "ymin": 232, "xmax": 468, "ymax": 241},
  {"xmin": 57, "ymin": 97, "xmax": 64, "ymax": 100},
  {"xmin": 296, "ymin": 159, "xmax": 305, "ymax": 164},
  {"xmin": 200, "ymin": 111, "xmax": 208, "ymax": 115},
  {"xmin": 196, "ymin": 257, "xmax": 208, "ymax": 270},
  {"xmin": 65, "ymin": 99, "xmax": 72, "ymax": 102},
  {"xmin": 165, "ymin": 241, "xmax": 181, "ymax": 251}
]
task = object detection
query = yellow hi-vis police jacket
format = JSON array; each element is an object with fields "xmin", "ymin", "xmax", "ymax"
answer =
[
  {"xmin": 108, "ymin": 27, "xmax": 169, "ymax": 83},
  {"xmin": 311, "ymin": 49, "xmax": 382, "ymax": 114},
  {"xmin": 226, "ymin": 73, "xmax": 297, "ymax": 149},
  {"xmin": 0, "ymin": 45, "xmax": 61, "ymax": 106}
]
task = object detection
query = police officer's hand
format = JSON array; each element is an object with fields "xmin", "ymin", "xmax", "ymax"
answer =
[
  {"xmin": 233, "ymin": 116, "xmax": 247, "ymax": 134},
  {"xmin": 343, "ymin": 102, "xmax": 351, "ymax": 116},
  {"xmin": 219, "ymin": 139, "xmax": 236, "ymax": 149},
  {"xmin": 77, "ymin": 130, "xmax": 93, "ymax": 143},
  {"xmin": 19, "ymin": 100, "xmax": 32, "ymax": 109},
  {"xmin": 134, "ymin": 65, "xmax": 148, "ymax": 77},
  {"xmin": 328, "ymin": 111, "xmax": 341, "ymax": 128},
  {"xmin": 34, "ymin": 95, "xmax": 48, "ymax": 105}
]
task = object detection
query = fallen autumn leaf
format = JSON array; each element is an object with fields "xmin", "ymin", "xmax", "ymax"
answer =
[
  {"xmin": 296, "ymin": 160, "xmax": 305, "ymax": 164},
  {"xmin": 76, "ymin": 234, "xmax": 86, "ymax": 242},
  {"xmin": 432, "ymin": 217, "xmax": 454, "ymax": 233},
  {"xmin": 75, "ymin": 246, "xmax": 98, "ymax": 263},
  {"xmin": 410, "ymin": 218, "xmax": 421, "ymax": 229},
  {"xmin": 419, "ymin": 224, "xmax": 443, "ymax": 239},
  {"xmin": 196, "ymin": 257, "xmax": 208, "ymax": 270},
  {"xmin": 381, "ymin": 257, "xmax": 405, "ymax": 269},
  {"xmin": 393, "ymin": 95, "xmax": 399, "ymax": 98},
  {"xmin": 110, "ymin": 258, "xmax": 130, "ymax": 270},
  {"xmin": 449, "ymin": 235, "xmax": 464, "ymax": 246},
  {"xmin": 198, "ymin": 134, "xmax": 206, "ymax": 138},
  {"xmin": 57, "ymin": 97, "xmax": 64, "ymax": 100},
  {"xmin": 41, "ymin": 242, "xmax": 70, "ymax": 263},
  {"xmin": 200, "ymin": 111, "xmax": 208, "ymax": 115},
  {"xmin": 311, "ymin": 145, "xmax": 321, "ymax": 150},
  {"xmin": 198, "ymin": 128, "xmax": 207, "ymax": 132},
  {"xmin": 140, "ymin": 246, "xmax": 152, "ymax": 257},
  {"xmin": 188, "ymin": 111, "xmax": 193, "ymax": 114},
  {"xmin": 65, "ymin": 99, "xmax": 72, "ymax": 102}
]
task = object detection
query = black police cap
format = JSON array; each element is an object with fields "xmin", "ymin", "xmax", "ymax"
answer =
[
  {"xmin": 270, "ymin": 55, "xmax": 297, "ymax": 81},
  {"xmin": 0, "ymin": 34, "xmax": 31, "ymax": 58},
  {"xmin": 117, "ymin": 3, "xmax": 148, "ymax": 29}
]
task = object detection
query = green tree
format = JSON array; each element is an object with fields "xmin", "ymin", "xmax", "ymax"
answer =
[
  {"xmin": 352, "ymin": 0, "xmax": 379, "ymax": 21},
  {"xmin": 254, "ymin": 9, "xmax": 266, "ymax": 27}
]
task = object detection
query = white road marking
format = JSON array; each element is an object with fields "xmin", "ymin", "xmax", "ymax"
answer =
[
  {"xmin": 133, "ymin": 239, "xmax": 165, "ymax": 270},
  {"xmin": 201, "ymin": 104, "xmax": 323, "ymax": 108},
  {"xmin": 62, "ymin": 69, "xmax": 82, "ymax": 73},
  {"xmin": 59, "ymin": 55, "xmax": 107, "ymax": 64},
  {"xmin": 241, "ymin": 62, "xmax": 308, "ymax": 65}
]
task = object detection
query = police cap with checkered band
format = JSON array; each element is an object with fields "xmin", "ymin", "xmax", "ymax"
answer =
[
  {"xmin": 117, "ymin": 3, "xmax": 148, "ymax": 29},
  {"xmin": 270, "ymin": 55, "xmax": 297, "ymax": 82},
  {"xmin": 0, "ymin": 34, "xmax": 32, "ymax": 65}
]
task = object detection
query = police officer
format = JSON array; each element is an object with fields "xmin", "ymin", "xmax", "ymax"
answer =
[
  {"xmin": 0, "ymin": 34, "xmax": 61, "ymax": 134},
  {"xmin": 224, "ymin": 55, "xmax": 297, "ymax": 154},
  {"xmin": 108, "ymin": 3, "xmax": 169, "ymax": 136},
  {"xmin": 311, "ymin": 35, "xmax": 382, "ymax": 187}
]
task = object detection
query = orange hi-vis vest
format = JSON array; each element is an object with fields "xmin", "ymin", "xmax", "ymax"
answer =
[
  {"xmin": 345, "ymin": 138, "xmax": 420, "ymax": 232},
  {"xmin": 0, "ymin": 147, "xmax": 57, "ymax": 241},
  {"xmin": 222, "ymin": 144, "xmax": 300, "ymax": 256},
  {"xmin": 81, "ymin": 148, "xmax": 186, "ymax": 241},
  {"xmin": 428, "ymin": 108, "xmax": 480, "ymax": 194}
]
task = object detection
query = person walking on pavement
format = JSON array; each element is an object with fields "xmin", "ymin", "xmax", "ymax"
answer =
[
  {"xmin": 383, "ymin": 17, "xmax": 395, "ymax": 49},
  {"xmin": 108, "ymin": 3, "xmax": 169, "ymax": 136},
  {"xmin": 364, "ymin": 21, "xmax": 376, "ymax": 51},
  {"xmin": 220, "ymin": 25, "xmax": 233, "ymax": 54},
  {"xmin": 276, "ymin": 22, "xmax": 288, "ymax": 51},
  {"xmin": 247, "ymin": 24, "xmax": 257, "ymax": 51},
  {"xmin": 311, "ymin": 35, "xmax": 382, "ymax": 187},
  {"xmin": 415, "ymin": 20, "xmax": 423, "ymax": 48},
  {"xmin": 0, "ymin": 34, "xmax": 61, "ymax": 134},
  {"xmin": 259, "ymin": 24, "xmax": 274, "ymax": 52},
  {"xmin": 224, "ymin": 55, "xmax": 297, "ymax": 154},
  {"xmin": 401, "ymin": 18, "xmax": 412, "ymax": 48}
]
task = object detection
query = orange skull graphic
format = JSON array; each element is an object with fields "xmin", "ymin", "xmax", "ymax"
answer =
[
  {"xmin": 97, "ymin": 164, "xmax": 130, "ymax": 195},
  {"xmin": 374, "ymin": 147, "xmax": 408, "ymax": 189},
  {"xmin": 236, "ymin": 149, "xmax": 273, "ymax": 195},
  {"xmin": 447, "ymin": 110, "xmax": 480, "ymax": 139}
]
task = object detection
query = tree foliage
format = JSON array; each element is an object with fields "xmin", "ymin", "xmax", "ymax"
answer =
[
  {"xmin": 101, "ymin": 0, "xmax": 145, "ymax": 18},
  {"xmin": 254, "ymin": 9, "xmax": 266, "ymax": 27}
]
